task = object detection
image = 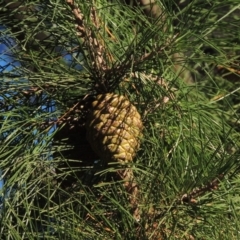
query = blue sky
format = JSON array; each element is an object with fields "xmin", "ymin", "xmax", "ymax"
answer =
[
  {"xmin": 0, "ymin": 25, "xmax": 20, "ymax": 72},
  {"xmin": 0, "ymin": 28, "xmax": 83, "ymax": 190},
  {"xmin": 0, "ymin": 41, "xmax": 7, "ymax": 189},
  {"xmin": 0, "ymin": 40, "xmax": 15, "ymax": 71},
  {"xmin": 0, "ymin": 32, "xmax": 15, "ymax": 189}
]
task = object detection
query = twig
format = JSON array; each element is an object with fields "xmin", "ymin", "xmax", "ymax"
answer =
[
  {"xmin": 56, "ymin": 102, "xmax": 80, "ymax": 123},
  {"xmin": 66, "ymin": 0, "xmax": 108, "ymax": 73},
  {"xmin": 117, "ymin": 168, "xmax": 140, "ymax": 221},
  {"xmin": 180, "ymin": 174, "xmax": 225, "ymax": 204},
  {"xmin": 217, "ymin": 64, "xmax": 240, "ymax": 75},
  {"xmin": 66, "ymin": 0, "xmax": 180, "ymax": 92}
]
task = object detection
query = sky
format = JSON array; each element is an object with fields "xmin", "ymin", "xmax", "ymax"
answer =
[
  {"xmin": 0, "ymin": 26, "xmax": 83, "ymax": 191},
  {"xmin": 0, "ymin": 41, "xmax": 7, "ymax": 189},
  {"xmin": 0, "ymin": 40, "xmax": 14, "ymax": 71},
  {"xmin": 0, "ymin": 28, "xmax": 14, "ymax": 189}
]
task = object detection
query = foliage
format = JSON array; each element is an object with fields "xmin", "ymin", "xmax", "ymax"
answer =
[{"xmin": 0, "ymin": 0, "xmax": 240, "ymax": 239}]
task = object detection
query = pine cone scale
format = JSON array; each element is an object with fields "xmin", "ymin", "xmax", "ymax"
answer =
[{"xmin": 86, "ymin": 93, "xmax": 143, "ymax": 163}]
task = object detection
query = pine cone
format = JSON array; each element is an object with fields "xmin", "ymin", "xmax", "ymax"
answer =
[{"xmin": 86, "ymin": 93, "xmax": 143, "ymax": 164}]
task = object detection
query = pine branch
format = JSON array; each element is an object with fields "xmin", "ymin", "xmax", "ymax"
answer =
[{"xmin": 180, "ymin": 174, "xmax": 225, "ymax": 204}]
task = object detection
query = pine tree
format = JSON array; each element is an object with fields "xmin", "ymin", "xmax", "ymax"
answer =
[{"xmin": 0, "ymin": 0, "xmax": 240, "ymax": 239}]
